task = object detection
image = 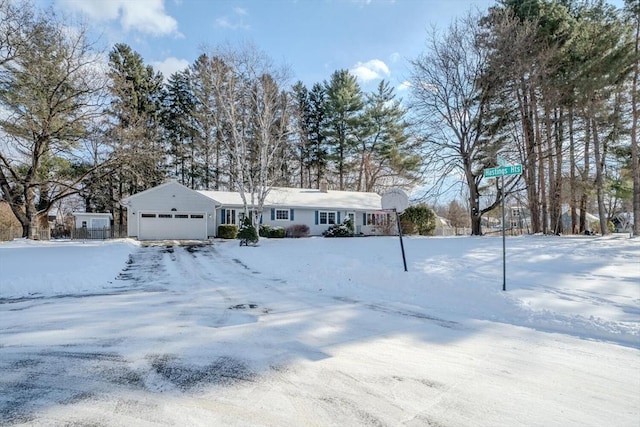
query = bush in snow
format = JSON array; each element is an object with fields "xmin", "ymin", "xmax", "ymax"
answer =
[
  {"xmin": 286, "ymin": 224, "xmax": 309, "ymax": 238},
  {"xmin": 323, "ymin": 218, "xmax": 354, "ymax": 238},
  {"xmin": 259, "ymin": 224, "xmax": 285, "ymax": 238},
  {"xmin": 259, "ymin": 224, "xmax": 272, "ymax": 238},
  {"xmin": 218, "ymin": 224, "xmax": 238, "ymax": 239},
  {"xmin": 400, "ymin": 204, "xmax": 436, "ymax": 235},
  {"xmin": 237, "ymin": 217, "xmax": 258, "ymax": 246}
]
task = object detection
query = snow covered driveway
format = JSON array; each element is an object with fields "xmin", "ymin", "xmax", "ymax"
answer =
[{"xmin": 1, "ymin": 237, "xmax": 639, "ymax": 426}]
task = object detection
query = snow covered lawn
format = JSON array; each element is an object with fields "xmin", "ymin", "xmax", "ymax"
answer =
[{"xmin": 1, "ymin": 235, "xmax": 638, "ymax": 426}]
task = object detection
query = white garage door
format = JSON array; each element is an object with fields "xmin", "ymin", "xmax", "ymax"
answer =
[{"xmin": 138, "ymin": 212, "xmax": 207, "ymax": 240}]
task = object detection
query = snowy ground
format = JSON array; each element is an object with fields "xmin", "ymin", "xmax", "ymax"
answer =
[{"xmin": 0, "ymin": 235, "xmax": 638, "ymax": 426}]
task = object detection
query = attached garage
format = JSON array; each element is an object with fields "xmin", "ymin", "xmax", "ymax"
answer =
[
  {"xmin": 120, "ymin": 181, "xmax": 217, "ymax": 241},
  {"xmin": 137, "ymin": 212, "xmax": 207, "ymax": 240}
]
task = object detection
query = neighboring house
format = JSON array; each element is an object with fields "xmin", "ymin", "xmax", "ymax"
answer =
[
  {"xmin": 612, "ymin": 212, "xmax": 633, "ymax": 233},
  {"xmin": 72, "ymin": 212, "xmax": 113, "ymax": 239},
  {"xmin": 46, "ymin": 208, "xmax": 65, "ymax": 228},
  {"xmin": 560, "ymin": 208, "xmax": 599, "ymax": 234},
  {"xmin": 433, "ymin": 215, "xmax": 455, "ymax": 236},
  {"xmin": 120, "ymin": 180, "xmax": 385, "ymax": 241},
  {"xmin": 72, "ymin": 212, "xmax": 113, "ymax": 229}
]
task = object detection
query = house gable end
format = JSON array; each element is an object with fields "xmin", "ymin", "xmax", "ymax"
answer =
[{"xmin": 121, "ymin": 181, "xmax": 217, "ymax": 212}]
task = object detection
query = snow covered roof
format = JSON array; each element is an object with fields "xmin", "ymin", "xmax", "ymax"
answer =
[
  {"xmin": 198, "ymin": 187, "xmax": 382, "ymax": 211},
  {"xmin": 72, "ymin": 212, "xmax": 113, "ymax": 219}
]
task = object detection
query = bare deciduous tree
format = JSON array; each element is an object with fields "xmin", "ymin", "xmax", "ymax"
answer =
[
  {"xmin": 410, "ymin": 11, "xmax": 504, "ymax": 235},
  {"xmin": 209, "ymin": 44, "xmax": 290, "ymax": 235},
  {"xmin": 0, "ymin": 8, "xmax": 106, "ymax": 238}
]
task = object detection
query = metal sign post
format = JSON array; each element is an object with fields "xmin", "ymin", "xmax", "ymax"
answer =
[
  {"xmin": 501, "ymin": 175, "xmax": 506, "ymax": 291},
  {"xmin": 394, "ymin": 208, "xmax": 408, "ymax": 272},
  {"xmin": 483, "ymin": 162, "xmax": 522, "ymax": 291},
  {"xmin": 382, "ymin": 189, "xmax": 409, "ymax": 272}
]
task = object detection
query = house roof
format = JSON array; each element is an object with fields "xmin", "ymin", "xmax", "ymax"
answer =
[
  {"xmin": 119, "ymin": 180, "xmax": 215, "ymax": 207},
  {"xmin": 199, "ymin": 187, "xmax": 382, "ymax": 211},
  {"xmin": 118, "ymin": 180, "xmax": 382, "ymax": 211},
  {"xmin": 72, "ymin": 212, "xmax": 113, "ymax": 219}
]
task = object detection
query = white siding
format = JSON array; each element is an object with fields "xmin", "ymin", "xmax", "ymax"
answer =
[
  {"xmin": 123, "ymin": 182, "xmax": 216, "ymax": 239},
  {"xmin": 259, "ymin": 208, "xmax": 370, "ymax": 236},
  {"xmin": 73, "ymin": 213, "xmax": 112, "ymax": 229}
]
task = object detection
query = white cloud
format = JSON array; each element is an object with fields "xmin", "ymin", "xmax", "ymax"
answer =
[
  {"xmin": 397, "ymin": 80, "xmax": 411, "ymax": 91},
  {"xmin": 350, "ymin": 59, "xmax": 390, "ymax": 83},
  {"xmin": 57, "ymin": 0, "xmax": 179, "ymax": 36},
  {"xmin": 234, "ymin": 7, "xmax": 248, "ymax": 16},
  {"xmin": 214, "ymin": 17, "xmax": 250, "ymax": 30},
  {"xmin": 350, "ymin": 0, "xmax": 373, "ymax": 6},
  {"xmin": 151, "ymin": 56, "xmax": 190, "ymax": 79},
  {"xmin": 215, "ymin": 7, "xmax": 250, "ymax": 30},
  {"xmin": 120, "ymin": 0, "xmax": 179, "ymax": 35}
]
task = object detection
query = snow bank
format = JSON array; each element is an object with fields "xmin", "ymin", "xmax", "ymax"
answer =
[{"xmin": 0, "ymin": 238, "xmax": 139, "ymax": 298}]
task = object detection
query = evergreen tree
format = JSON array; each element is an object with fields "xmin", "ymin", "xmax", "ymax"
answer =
[
  {"xmin": 291, "ymin": 81, "xmax": 313, "ymax": 187},
  {"xmin": 625, "ymin": 0, "xmax": 640, "ymax": 236},
  {"xmin": 106, "ymin": 43, "xmax": 165, "ymax": 218},
  {"xmin": 161, "ymin": 70, "xmax": 196, "ymax": 187},
  {"xmin": 359, "ymin": 80, "xmax": 420, "ymax": 192},
  {"xmin": 324, "ymin": 70, "xmax": 364, "ymax": 190},
  {"xmin": 308, "ymin": 83, "xmax": 329, "ymax": 188},
  {"xmin": 189, "ymin": 54, "xmax": 224, "ymax": 190}
]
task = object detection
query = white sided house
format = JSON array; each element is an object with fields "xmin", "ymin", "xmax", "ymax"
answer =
[
  {"xmin": 120, "ymin": 181, "xmax": 217, "ymax": 241},
  {"xmin": 120, "ymin": 181, "xmax": 386, "ymax": 241},
  {"xmin": 72, "ymin": 212, "xmax": 113, "ymax": 239},
  {"xmin": 72, "ymin": 212, "xmax": 112, "ymax": 230}
]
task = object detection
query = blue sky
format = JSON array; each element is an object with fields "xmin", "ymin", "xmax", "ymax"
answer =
[
  {"xmin": 42, "ymin": 0, "xmax": 501, "ymax": 92},
  {"xmin": 44, "ymin": 0, "xmax": 626, "ymax": 93}
]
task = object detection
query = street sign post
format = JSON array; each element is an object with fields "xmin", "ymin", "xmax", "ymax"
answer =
[{"xmin": 483, "ymin": 162, "xmax": 522, "ymax": 291}]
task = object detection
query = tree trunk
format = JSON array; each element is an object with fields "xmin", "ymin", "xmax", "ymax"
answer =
[
  {"xmin": 470, "ymin": 186, "xmax": 482, "ymax": 236},
  {"xmin": 118, "ymin": 178, "xmax": 124, "ymax": 227},
  {"xmin": 592, "ymin": 119, "xmax": 608, "ymax": 235},
  {"xmin": 533, "ymin": 90, "xmax": 547, "ymax": 234},
  {"xmin": 579, "ymin": 117, "xmax": 590, "ymax": 233},
  {"xmin": 545, "ymin": 103, "xmax": 558, "ymax": 234},
  {"xmin": 569, "ymin": 111, "xmax": 578, "ymax": 234},
  {"xmin": 463, "ymin": 150, "xmax": 482, "ymax": 235},
  {"xmin": 552, "ymin": 107, "xmax": 564, "ymax": 234},
  {"xmin": 632, "ymin": 13, "xmax": 640, "ymax": 237},
  {"xmin": 519, "ymin": 80, "xmax": 540, "ymax": 233}
]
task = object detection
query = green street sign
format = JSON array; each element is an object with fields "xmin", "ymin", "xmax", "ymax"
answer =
[{"xmin": 483, "ymin": 164, "xmax": 523, "ymax": 178}]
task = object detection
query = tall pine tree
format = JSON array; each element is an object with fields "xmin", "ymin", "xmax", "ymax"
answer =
[{"xmin": 324, "ymin": 70, "xmax": 364, "ymax": 190}]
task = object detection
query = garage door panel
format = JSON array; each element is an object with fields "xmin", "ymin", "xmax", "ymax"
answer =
[{"xmin": 139, "ymin": 212, "xmax": 207, "ymax": 240}]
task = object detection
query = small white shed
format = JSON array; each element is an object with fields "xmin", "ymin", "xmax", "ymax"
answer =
[
  {"xmin": 72, "ymin": 212, "xmax": 113, "ymax": 239},
  {"xmin": 72, "ymin": 212, "xmax": 113, "ymax": 229}
]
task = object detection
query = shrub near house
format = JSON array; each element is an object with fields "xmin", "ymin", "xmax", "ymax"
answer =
[
  {"xmin": 286, "ymin": 224, "xmax": 309, "ymax": 238},
  {"xmin": 259, "ymin": 225, "xmax": 285, "ymax": 238},
  {"xmin": 218, "ymin": 225, "xmax": 238, "ymax": 239},
  {"xmin": 400, "ymin": 205, "xmax": 436, "ymax": 235},
  {"xmin": 323, "ymin": 218, "xmax": 354, "ymax": 237}
]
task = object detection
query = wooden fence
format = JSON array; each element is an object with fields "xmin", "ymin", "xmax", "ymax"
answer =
[{"xmin": 0, "ymin": 226, "xmax": 127, "ymax": 242}]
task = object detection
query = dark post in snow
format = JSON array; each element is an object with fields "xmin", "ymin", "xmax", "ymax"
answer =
[
  {"xmin": 394, "ymin": 208, "xmax": 408, "ymax": 272},
  {"xmin": 382, "ymin": 188, "xmax": 409, "ymax": 272},
  {"xmin": 501, "ymin": 175, "xmax": 506, "ymax": 291}
]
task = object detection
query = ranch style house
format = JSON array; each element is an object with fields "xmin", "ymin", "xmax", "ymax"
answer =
[{"xmin": 120, "ymin": 181, "xmax": 389, "ymax": 241}]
